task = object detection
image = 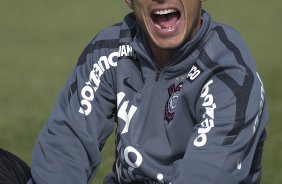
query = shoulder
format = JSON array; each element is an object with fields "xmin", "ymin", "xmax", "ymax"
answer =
[
  {"xmin": 76, "ymin": 23, "xmax": 123, "ymax": 67},
  {"xmin": 201, "ymin": 21, "xmax": 256, "ymax": 72},
  {"xmin": 78, "ymin": 12, "xmax": 138, "ymax": 64},
  {"xmin": 207, "ymin": 22, "xmax": 252, "ymax": 60},
  {"xmin": 212, "ymin": 22, "xmax": 243, "ymax": 41},
  {"xmin": 197, "ymin": 21, "xmax": 259, "ymax": 94},
  {"xmin": 94, "ymin": 23, "xmax": 122, "ymax": 43},
  {"xmin": 88, "ymin": 12, "xmax": 137, "ymax": 52},
  {"xmin": 89, "ymin": 23, "xmax": 123, "ymax": 53}
]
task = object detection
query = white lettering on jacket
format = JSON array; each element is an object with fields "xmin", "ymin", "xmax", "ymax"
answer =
[
  {"xmin": 118, "ymin": 44, "xmax": 137, "ymax": 59},
  {"xmin": 115, "ymin": 92, "xmax": 167, "ymax": 183},
  {"xmin": 117, "ymin": 92, "xmax": 137, "ymax": 134},
  {"xmin": 187, "ymin": 65, "xmax": 201, "ymax": 81},
  {"xmin": 116, "ymin": 140, "xmax": 143, "ymax": 183},
  {"xmin": 194, "ymin": 80, "xmax": 217, "ymax": 147},
  {"xmin": 79, "ymin": 52, "xmax": 118, "ymax": 116}
]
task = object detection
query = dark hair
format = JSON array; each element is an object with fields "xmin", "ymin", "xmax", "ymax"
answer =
[{"xmin": 0, "ymin": 149, "xmax": 31, "ymax": 184}]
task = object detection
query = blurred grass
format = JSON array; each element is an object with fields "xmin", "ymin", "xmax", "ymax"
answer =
[{"xmin": 0, "ymin": 0, "xmax": 281, "ymax": 183}]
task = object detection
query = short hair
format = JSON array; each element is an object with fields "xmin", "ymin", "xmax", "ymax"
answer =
[{"xmin": 0, "ymin": 148, "xmax": 31, "ymax": 184}]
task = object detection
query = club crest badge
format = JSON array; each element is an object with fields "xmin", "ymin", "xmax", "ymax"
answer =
[{"xmin": 165, "ymin": 82, "xmax": 183, "ymax": 123}]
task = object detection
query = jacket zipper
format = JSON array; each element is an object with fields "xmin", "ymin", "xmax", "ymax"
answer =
[
  {"xmin": 136, "ymin": 69, "xmax": 162, "ymax": 147},
  {"xmin": 155, "ymin": 70, "xmax": 160, "ymax": 81},
  {"xmin": 132, "ymin": 45, "xmax": 165, "ymax": 147}
]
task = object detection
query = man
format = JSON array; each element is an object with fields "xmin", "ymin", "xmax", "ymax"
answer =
[{"xmin": 28, "ymin": 0, "xmax": 268, "ymax": 183}]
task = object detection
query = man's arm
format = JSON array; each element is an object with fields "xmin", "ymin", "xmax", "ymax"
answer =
[
  {"xmin": 172, "ymin": 74, "xmax": 268, "ymax": 184},
  {"xmin": 29, "ymin": 42, "xmax": 117, "ymax": 184}
]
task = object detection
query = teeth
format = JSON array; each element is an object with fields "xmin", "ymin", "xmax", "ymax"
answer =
[
  {"xmin": 154, "ymin": 9, "xmax": 177, "ymax": 15},
  {"xmin": 155, "ymin": 24, "xmax": 175, "ymax": 31}
]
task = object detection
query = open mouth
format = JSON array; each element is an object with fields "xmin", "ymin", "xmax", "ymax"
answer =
[{"xmin": 151, "ymin": 9, "xmax": 181, "ymax": 31}]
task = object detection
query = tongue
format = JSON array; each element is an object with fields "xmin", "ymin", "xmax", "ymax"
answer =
[{"xmin": 155, "ymin": 13, "xmax": 179, "ymax": 29}]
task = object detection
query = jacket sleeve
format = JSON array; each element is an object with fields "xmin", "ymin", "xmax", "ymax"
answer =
[
  {"xmin": 30, "ymin": 43, "xmax": 117, "ymax": 184},
  {"xmin": 172, "ymin": 73, "xmax": 268, "ymax": 184}
]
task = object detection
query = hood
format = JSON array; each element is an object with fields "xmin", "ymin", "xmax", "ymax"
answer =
[{"xmin": 118, "ymin": 10, "xmax": 212, "ymax": 79}]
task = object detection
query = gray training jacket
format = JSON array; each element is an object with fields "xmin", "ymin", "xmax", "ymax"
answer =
[{"xmin": 30, "ymin": 11, "xmax": 268, "ymax": 184}]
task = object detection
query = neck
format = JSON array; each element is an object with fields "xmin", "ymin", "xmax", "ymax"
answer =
[
  {"xmin": 151, "ymin": 46, "xmax": 174, "ymax": 68},
  {"xmin": 149, "ymin": 18, "xmax": 202, "ymax": 69}
]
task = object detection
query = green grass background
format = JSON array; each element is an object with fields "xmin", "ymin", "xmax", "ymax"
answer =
[{"xmin": 0, "ymin": 0, "xmax": 281, "ymax": 183}]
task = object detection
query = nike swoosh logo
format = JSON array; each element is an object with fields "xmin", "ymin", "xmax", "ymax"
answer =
[{"xmin": 123, "ymin": 77, "xmax": 138, "ymax": 92}]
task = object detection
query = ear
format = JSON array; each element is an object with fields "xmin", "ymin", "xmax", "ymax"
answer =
[{"xmin": 125, "ymin": 0, "xmax": 133, "ymax": 9}]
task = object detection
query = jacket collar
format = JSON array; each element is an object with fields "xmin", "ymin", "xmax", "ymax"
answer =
[{"xmin": 118, "ymin": 10, "xmax": 212, "ymax": 77}]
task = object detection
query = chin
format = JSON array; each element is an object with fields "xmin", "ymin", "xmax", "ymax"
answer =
[{"xmin": 151, "ymin": 35, "xmax": 185, "ymax": 50}]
